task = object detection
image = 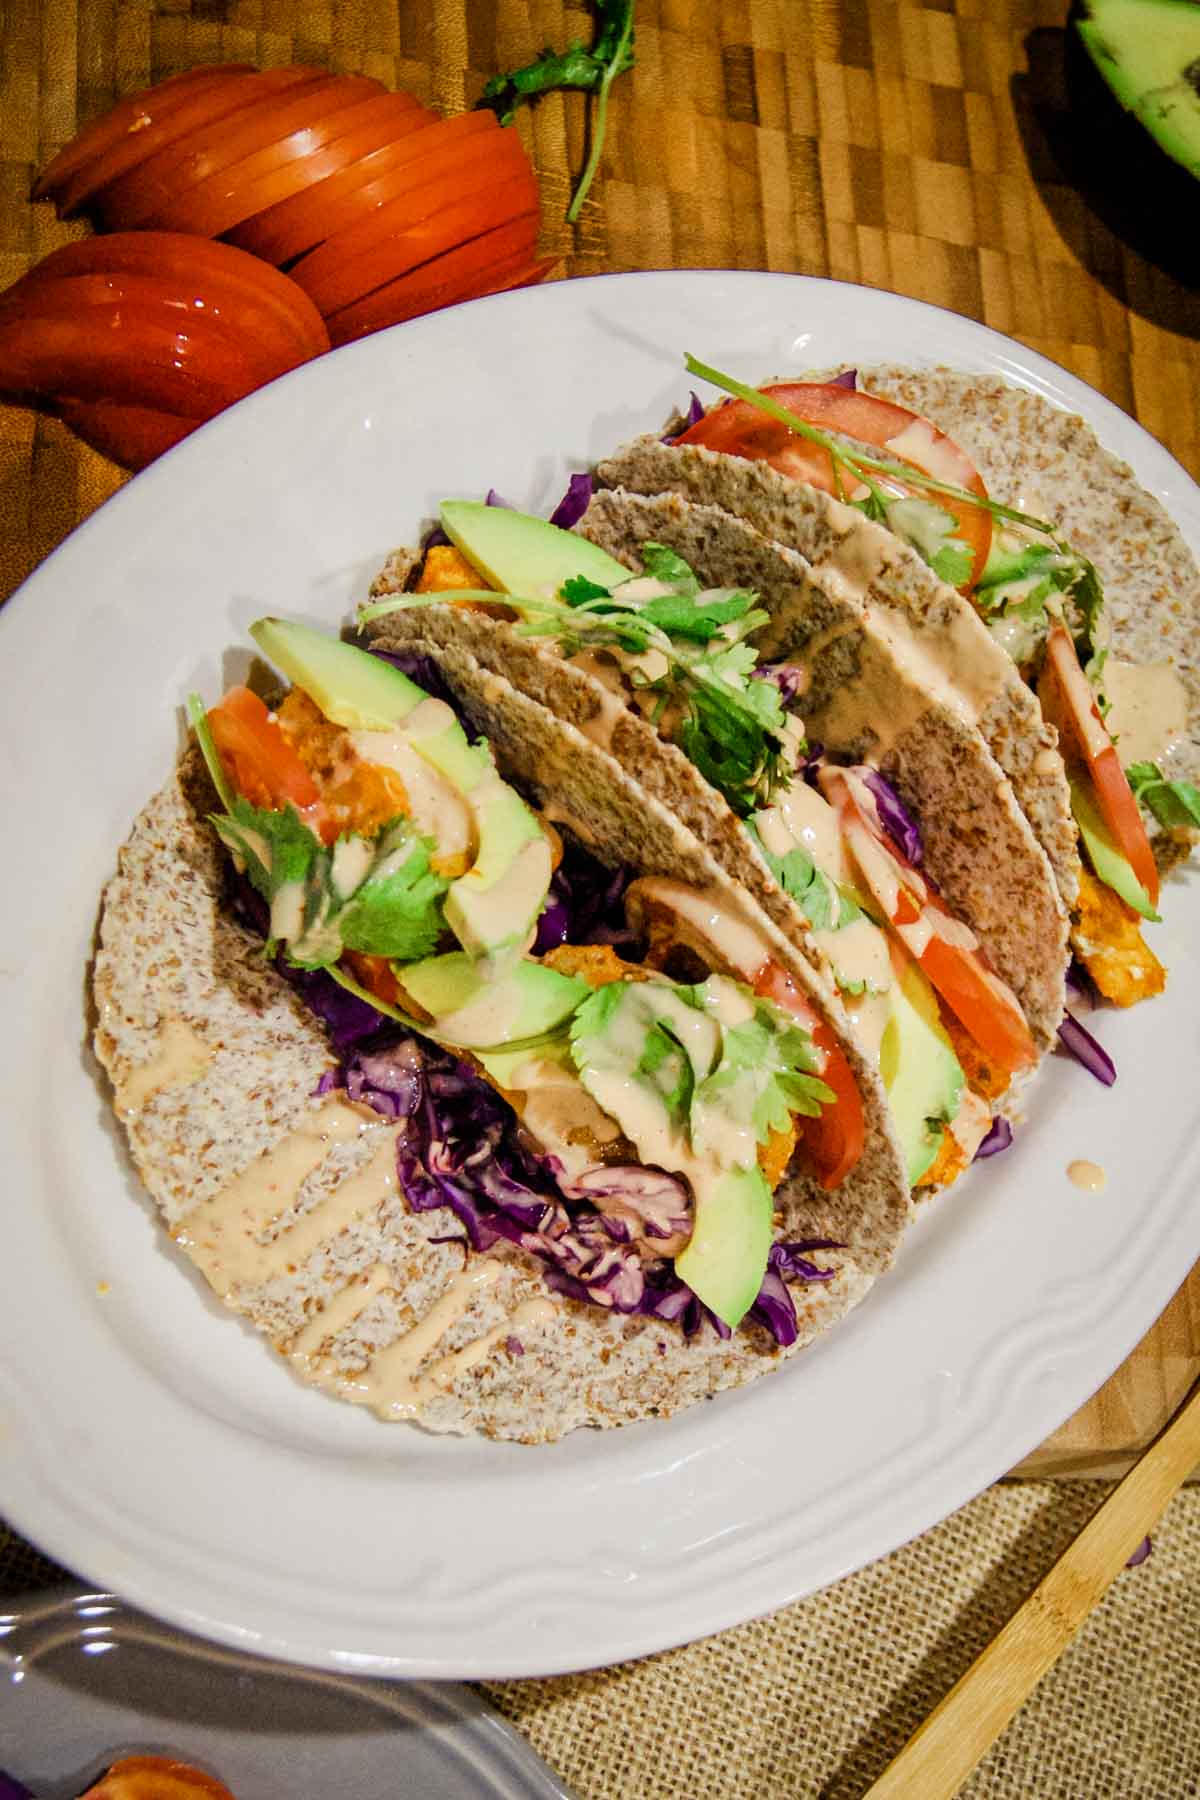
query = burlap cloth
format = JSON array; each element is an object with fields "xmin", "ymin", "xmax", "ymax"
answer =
[
  {"xmin": 3, "ymin": 0, "xmax": 1200, "ymax": 1792},
  {"xmin": 5, "ymin": 1486, "xmax": 1199, "ymax": 1795}
]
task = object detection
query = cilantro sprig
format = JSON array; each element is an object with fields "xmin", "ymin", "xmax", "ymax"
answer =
[
  {"xmin": 480, "ymin": 0, "xmax": 635, "ymax": 222},
  {"xmin": 1127, "ymin": 762, "xmax": 1200, "ymax": 831},
  {"xmin": 363, "ymin": 544, "xmax": 797, "ymax": 816}
]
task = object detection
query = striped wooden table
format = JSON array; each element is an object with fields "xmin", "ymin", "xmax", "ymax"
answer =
[{"xmin": 1, "ymin": 0, "xmax": 1197, "ymax": 1478}]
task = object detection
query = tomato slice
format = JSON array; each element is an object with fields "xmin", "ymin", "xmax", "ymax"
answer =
[
  {"xmin": 751, "ymin": 960, "xmax": 865, "ymax": 1189},
  {"xmin": 54, "ymin": 395, "xmax": 192, "ymax": 469},
  {"xmin": 821, "ymin": 766, "xmax": 1038, "ymax": 1075},
  {"xmin": 94, "ymin": 73, "xmax": 382, "ymax": 230},
  {"xmin": 0, "ymin": 305, "xmax": 253, "ymax": 415},
  {"xmin": 1037, "ymin": 625, "xmax": 1159, "ymax": 909},
  {"xmin": 82, "ymin": 1754, "xmax": 237, "ymax": 1800},
  {"xmin": 326, "ymin": 224, "xmax": 547, "ymax": 344},
  {"xmin": 5, "ymin": 232, "xmax": 329, "ymax": 360},
  {"xmin": 226, "ymin": 108, "xmax": 456, "ymax": 265},
  {"xmin": 56, "ymin": 67, "xmax": 324, "ymax": 218},
  {"xmin": 207, "ymin": 687, "xmax": 322, "ymax": 816},
  {"xmin": 32, "ymin": 65, "xmax": 256, "ymax": 205},
  {"xmin": 291, "ymin": 163, "xmax": 539, "ymax": 317},
  {"xmin": 677, "ymin": 381, "xmax": 993, "ymax": 592},
  {"xmin": 148, "ymin": 92, "xmax": 431, "ymax": 239}
]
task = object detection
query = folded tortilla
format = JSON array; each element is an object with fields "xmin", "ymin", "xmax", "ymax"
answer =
[{"xmin": 92, "ymin": 660, "xmax": 911, "ymax": 1443}]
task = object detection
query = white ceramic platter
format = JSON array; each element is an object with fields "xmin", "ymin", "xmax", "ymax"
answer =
[{"xmin": 1, "ymin": 272, "xmax": 1197, "ymax": 1679}]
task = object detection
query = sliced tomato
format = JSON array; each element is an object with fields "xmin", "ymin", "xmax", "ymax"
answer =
[
  {"xmin": 291, "ymin": 163, "xmax": 539, "ymax": 317},
  {"xmin": 226, "ymin": 107, "xmax": 454, "ymax": 265},
  {"xmin": 0, "ymin": 306, "xmax": 246, "ymax": 415},
  {"xmin": 5, "ymin": 232, "xmax": 329, "ymax": 359},
  {"xmin": 1038, "ymin": 624, "xmax": 1159, "ymax": 909},
  {"xmin": 94, "ymin": 73, "xmax": 382, "ymax": 231},
  {"xmin": 751, "ymin": 960, "xmax": 866, "ymax": 1189},
  {"xmin": 54, "ymin": 396, "xmax": 192, "ymax": 468},
  {"xmin": 265, "ymin": 115, "xmax": 518, "ymax": 271},
  {"xmin": 55, "ymin": 67, "xmax": 324, "ymax": 218},
  {"xmin": 207, "ymin": 686, "xmax": 322, "ymax": 817},
  {"xmin": 32, "ymin": 65, "xmax": 256, "ymax": 205},
  {"xmin": 677, "ymin": 381, "xmax": 992, "ymax": 592},
  {"xmin": 326, "ymin": 224, "xmax": 546, "ymax": 344},
  {"xmin": 146, "ymin": 92, "xmax": 430, "ymax": 239},
  {"xmin": 82, "ymin": 1754, "xmax": 237, "ymax": 1800},
  {"xmin": 821, "ymin": 766, "xmax": 1038, "ymax": 1075}
]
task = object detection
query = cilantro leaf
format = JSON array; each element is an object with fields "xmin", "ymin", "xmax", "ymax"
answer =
[
  {"xmin": 562, "ymin": 574, "xmax": 612, "ymax": 606},
  {"xmin": 885, "ymin": 497, "xmax": 974, "ymax": 589},
  {"xmin": 745, "ymin": 820, "xmax": 862, "ymax": 931},
  {"xmin": 930, "ymin": 538, "xmax": 975, "ymax": 587},
  {"xmin": 635, "ymin": 1018, "xmax": 696, "ymax": 1127},
  {"xmin": 211, "ymin": 799, "xmax": 321, "ymax": 905},
  {"xmin": 691, "ymin": 1000, "xmax": 833, "ymax": 1161},
  {"xmin": 1127, "ymin": 762, "xmax": 1200, "ymax": 830},
  {"xmin": 639, "ymin": 541, "xmax": 699, "ymax": 594},
  {"xmin": 337, "ymin": 826, "xmax": 450, "ymax": 962}
]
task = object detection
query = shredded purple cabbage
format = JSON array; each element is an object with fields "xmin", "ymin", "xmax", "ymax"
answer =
[
  {"xmin": 751, "ymin": 662, "xmax": 807, "ymax": 708},
  {"xmin": 485, "ymin": 487, "xmax": 515, "ymax": 510},
  {"xmin": 1056, "ymin": 1012, "xmax": 1116, "ymax": 1085},
  {"xmin": 831, "ymin": 368, "xmax": 858, "ymax": 389},
  {"xmin": 549, "ymin": 471, "xmax": 594, "ymax": 529},
  {"xmin": 1066, "ymin": 954, "xmax": 1101, "ymax": 1005},
  {"xmin": 974, "ymin": 1116, "xmax": 1013, "ymax": 1160},
  {"xmin": 366, "ymin": 644, "xmax": 460, "ymax": 712},
  {"xmin": 534, "ymin": 831, "xmax": 638, "ymax": 954},
  {"xmin": 861, "ymin": 767, "xmax": 923, "ymax": 865},
  {"xmin": 662, "ymin": 390, "xmax": 706, "ymax": 442},
  {"xmin": 1126, "ymin": 1535, "xmax": 1152, "ymax": 1568}
]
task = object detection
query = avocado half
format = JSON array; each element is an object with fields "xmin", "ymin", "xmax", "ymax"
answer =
[{"xmin": 1076, "ymin": 0, "xmax": 1200, "ymax": 179}]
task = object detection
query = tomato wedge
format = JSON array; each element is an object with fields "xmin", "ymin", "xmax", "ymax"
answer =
[
  {"xmin": 94, "ymin": 73, "xmax": 382, "ymax": 231},
  {"xmin": 1038, "ymin": 624, "xmax": 1159, "ymax": 908},
  {"xmin": 226, "ymin": 109, "xmax": 459, "ymax": 265},
  {"xmin": 751, "ymin": 960, "xmax": 866, "ymax": 1189},
  {"xmin": 291, "ymin": 164, "xmax": 539, "ymax": 317},
  {"xmin": 82, "ymin": 1754, "xmax": 237, "ymax": 1800},
  {"xmin": 55, "ymin": 67, "xmax": 325, "ymax": 218},
  {"xmin": 677, "ymin": 381, "xmax": 993, "ymax": 592},
  {"xmin": 6, "ymin": 233, "xmax": 329, "ymax": 359},
  {"xmin": 32, "ymin": 65, "xmax": 256, "ymax": 205},
  {"xmin": 208, "ymin": 686, "xmax": 321, "ymax": 816},
  {"xmin": 147, "ymin": 92, "xmax": 431, "ymax": 239},
  {"xmin": 54, "ymin": 396, "xmax": 192, "ymax": 468},
  {"xmin": 326, "ymin": 226, "xmax": 548, "ymax": 344},
  {"xmin": 820, "ymin": 766, "xmax": 1038, "ymax": 1075}
]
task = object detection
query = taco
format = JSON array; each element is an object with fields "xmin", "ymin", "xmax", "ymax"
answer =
[
  {"xmin": 364, "ymin": 484, "xmax": 1066, "ymax": 1191},
  {"xmin": 92, "ymin": 623, "xmax": 911, "ymax": 1443},
  {"xmin": 592, "ymin": 362, "xmax": 1198, "ymax": 1008}
]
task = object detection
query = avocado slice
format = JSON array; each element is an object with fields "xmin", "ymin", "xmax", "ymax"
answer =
[
  {"xmin": 673, "ymin": 1165, "xmax": 775, "ymax": 1329},
  {"xmin": 400, "ymin": 952, "xmax": 588, "ymax": 1048},
  {"xmin": 1069, "ymin": 776, "xmax": 1160, "ymax": 921},
  {"xmin": 249, "ymin": 617, "xmax": 425, "ymax": 730},
  {"xmin": 1077, "ymin": 0, "xmax": 1200, "ymax": 178},
  {"xmin": 440, "ymin": 499, "xmax": 631, "ymax": 598},
  {"xmin": 879, "ymin": 956, "xmax": 965, "ymax": 1187},
  {"xmin": 248, "ymin": 617, "xmax": 552, "ymax": 960}
]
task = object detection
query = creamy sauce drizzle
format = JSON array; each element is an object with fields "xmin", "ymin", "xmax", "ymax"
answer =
[
  {"xmin": 174, "ymin": 1100, "xmax": 387, "ymax": 1296},
  {"xmin": 1103, "ymin": 659, "xmax": 1189, "ymax": 770},
  {"xmin": 1067, "ymin": 1159, "xmax": 1106, "ymax": 1193},
  {"xmin": 339, "ymin": 1260, "xmax": 503, "ymax": 1420},
  {"xmin": 503, "ymin": 1054, "xmax": 621, "ymax": 1175},
  {"xmin": 114, "ymin": 1019, "xmax": 212, "ymax": 1118},
  {"xmin": 625, "ymin": 877, "xmax": 773, "ymax": 981},
  {"xmin": 351, "ymin": 721, "xmax": 474, "ymax": 862}
]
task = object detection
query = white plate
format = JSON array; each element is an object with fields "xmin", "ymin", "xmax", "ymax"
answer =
[
  {"xmin": 1, "ymin": 272, "xmax": 1197, "ymax": 1680},
  {"xmin": 1, "ymin": 1585, "xmax": 571, "ymax": 1797}
]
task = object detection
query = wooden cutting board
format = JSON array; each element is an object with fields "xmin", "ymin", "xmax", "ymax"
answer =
[{"xmin": 1, "ymin": 0, "xmax": 1198, "ymax": 1476}]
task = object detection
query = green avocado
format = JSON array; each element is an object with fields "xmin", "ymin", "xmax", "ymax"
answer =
[
  {"xmin": 879, "ymin": 956, "xmax": 964, "ymax": 1188},
  {"xmin": 673, "ymin": 1164, "xmax": 775, "ymax": 1330},
  {"xmin": 400, "ymin": 952, "xmax": 589, "ymax": 1049},
  {"xmin": 1076, "ymin": 0, "xmax": 1200, "ymax": 178},
  {"xmin": 248, "ymin": 616, "xmax": 551, "ymax": 961},
  {"xmin": 440, "ymin": 499, "xmax": 631, "ymax": 598},
  {"xmin": 249, "ymin": 617, "xmax": 425, "ymax": 730},
  {"xmin": 1069, "ymin": 776, "xmax": 1160, "ymax": 921}
]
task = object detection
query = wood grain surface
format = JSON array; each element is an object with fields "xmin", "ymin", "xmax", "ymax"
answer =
[{"xmin": 1, "ymin": 0, "xmax": 1197, "ymax": 1475}]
